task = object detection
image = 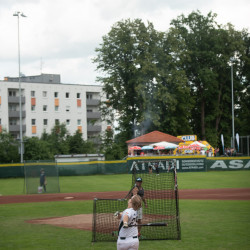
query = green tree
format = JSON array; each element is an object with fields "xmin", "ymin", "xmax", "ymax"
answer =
[
  {"xmin": 170, "ymin": 11, "xmax": 248, "ymax": 146},
  {"xmin": 45, "ymin": 123, "xmax": 70, "ymax": 155},
  {"xmin": 153, "ymin": 28, "xmax": 194, "ymax": 135},
  {"xmin": 101, "ymin": 128, "xmax": 125, "ymax": 160},
  {"xmin": 24, "ymin": 137, "xmax": 53, "ymax": 161},
  {"xmin": 94, "ymin": 18, "xmax": 192, "ymax": 143},
  {"xmin": 235, "ymin": 30, "xmax": 250, "ymax": 136},
  {"xmin": 0, "ymin": 130, "xmax": 19, "ymax": 163},
  {"xmin": 67, "ymin": 130, "xmax": 96, "ymax": 154}
]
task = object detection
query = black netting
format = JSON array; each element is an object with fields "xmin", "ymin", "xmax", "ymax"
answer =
[
  {"xmin": 92, "ymin": 199, "xmax": 127, "ymax": 242},
  {"xmin": 92, "ymin": 159, "xmax": 181, "ymax": 242},
  {"xmin": 24, "ymin": 161, "xmax": 60, "ymax": 194}
]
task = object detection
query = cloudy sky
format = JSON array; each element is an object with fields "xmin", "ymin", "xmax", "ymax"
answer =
[{"xmin": 0, "ymin": 0, "xmax": 249, "ymax": 85}]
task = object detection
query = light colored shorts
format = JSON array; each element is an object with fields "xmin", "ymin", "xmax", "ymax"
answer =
[
  {"xmin": 137, "ymin": 207, "xmax": 142, "ymax": 220},
  {"xmin": 117, "ymin": 237, "xmax": 139, "ymax": 250}
]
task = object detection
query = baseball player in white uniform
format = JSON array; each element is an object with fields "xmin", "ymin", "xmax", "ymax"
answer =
[{"xmin": 115, "ymin": 195, "xmax": 142, "ymax": 250}]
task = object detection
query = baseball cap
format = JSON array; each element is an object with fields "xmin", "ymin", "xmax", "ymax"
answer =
[{"xmin": 136, "ymin": 177, "xmax": 142, "ymax": 182}]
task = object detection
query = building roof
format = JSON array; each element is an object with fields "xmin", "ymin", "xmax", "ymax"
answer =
[
  {"xmin": 4, "ymin": 74, "xmax": 61, "ymax": 84},
  {"xmin": 126, "ymin": 131, "xmax": 184, "ymax": 144}
]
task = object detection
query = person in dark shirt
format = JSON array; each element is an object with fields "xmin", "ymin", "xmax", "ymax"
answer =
[
  {"xmin": 132, "ymin": 177, "xmax": 147, "ymax": 237},
  {"xmin": 155, "ymin": 162, "xmax": 159, "ymax": 175},
  {"xmin": 148, "ymin": 164, "xmax": 152, "ymax": 174},
  {"xmin": 40, "ymin": 168, "xmax": 47, "ymax": 192}
]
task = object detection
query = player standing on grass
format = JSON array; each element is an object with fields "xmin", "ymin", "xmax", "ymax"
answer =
[
  {"xmin": 115, "ymin": 195, "xmax": 142, "ymax": 250},
  {"xmin": 40, "ymin": 168, "xmax": 47, "ymax": 193},
  {"xmin": 132, "ymin": 177, "xmax": 147, "ymax": 237}
]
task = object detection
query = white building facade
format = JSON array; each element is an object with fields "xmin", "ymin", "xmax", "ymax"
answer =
[{"xmin": 0, "ymin": 74, "xmax": 108, "ymax": 143}]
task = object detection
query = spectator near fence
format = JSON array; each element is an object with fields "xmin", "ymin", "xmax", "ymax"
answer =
[{"xmin": 40, "ymin": 168, "xmax": 47, "ymax": 193}]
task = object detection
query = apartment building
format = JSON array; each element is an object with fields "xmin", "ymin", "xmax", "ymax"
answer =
[{"xmin": 0, "ymin": 74, "xmax": 108, "ymax": 143}]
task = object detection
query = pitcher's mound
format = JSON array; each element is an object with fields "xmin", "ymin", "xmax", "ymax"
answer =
[{"xmin": 27, "ymin": 214, "xmax": 93, "ymax": 231}]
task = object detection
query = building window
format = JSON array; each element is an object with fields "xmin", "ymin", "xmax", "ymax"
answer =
[
  {"xmin": 87, "ymin": 94, "xmax": 92, "ymax": 99},
  {"xmin": 31, "ymin": 119, "xmax": 36, "ymax": 125},
  {"xmin": 32, "ymin": 125, "xmax": 36, "ymax": 134},
  {"xmin": 43, "ymin": 105, "xmax": 47, "ymax": 111},
  {"xmin": 9, "ymin": 104, "xmax": 17, "ymax": 111},
  {"xmin": 31, "ymin": 97, "xmax": 36, "ymax": 106},
  {"xmin": 77, "ymin": 99, "xmax": 81, "ymax": 107},
  {"xmin": 55, "ymin": 119, "xmax": 59, "ymax": 125},
  {"xmin": 31, "ymin": 91, "xmax": 35, "ymax": 97},
  {"xmin": 87, "ymin": 109, "xmax": 93, "ymax": 112},
  {"xmin": 43, "ymin": 91, "xmax": 47, "ymax": 97},
  {"xmin": 55, "ymin": 106, "xmax": 59, "ymax": 111},
  {"xmin": 66, "ymin": 106, "xmax": 70, "ymax": 112},
  {"xmin": 77, "ymin": 119, "xmax": 81, "ymax": 125},
  {"xmin": 66, "ymin": 119, "xmax": 70, "ymax": 125},
  {"xmin": 54, "ymin": 92, "xmax": 58, "ymax": 98},
  {"xmin": 31, "ymin": 105, "xmax": 36, "ymax": 111},
  {"xmin": 77, "ymin": 93, "xmax": 81, "ymax": 98},
  {"xmin": 43, "ymin": 119, "xmax": 48, "ymax": 126},
  {"xmin": 66, "ymin": 92, "xmax": 70, "ymax": 98},
  {"xmin": 9, "ymin": 118, "xmax": 17, "ymax": 125},
  {"xmin": 8, "ymin": 90, "xmax": 16, "ymax": 97}
]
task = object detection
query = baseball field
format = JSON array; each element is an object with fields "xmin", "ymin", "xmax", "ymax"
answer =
[{"xmin": 0, "ymin": 170, "xmax": 250, "ymax": 249}]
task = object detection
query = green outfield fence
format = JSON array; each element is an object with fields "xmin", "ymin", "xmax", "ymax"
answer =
[{"xmin": 0, "ymin": 156, "xmax": 250, "ymax": 178}]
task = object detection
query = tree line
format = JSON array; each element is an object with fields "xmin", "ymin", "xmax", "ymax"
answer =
[
  {"xmin": 0, "ymin": 124, "xmax": 97, "ymax": 163},
  {"xmin": 94, "ymin": 10, "xmax": 250, "ymax": 155}
]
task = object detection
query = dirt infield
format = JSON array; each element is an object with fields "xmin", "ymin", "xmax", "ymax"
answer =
[{"xmin": 1, "ymin": 188, "xmax": 250, "ymax": 205}]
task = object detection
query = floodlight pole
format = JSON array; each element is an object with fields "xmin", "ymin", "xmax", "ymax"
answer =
[
  {"xmin": 231, "ymin": 58, "xmax": 235, "ymax": 150},
  {"xmin": 13, "ymin": 11, "xmax": 27, "ymax": 163}
]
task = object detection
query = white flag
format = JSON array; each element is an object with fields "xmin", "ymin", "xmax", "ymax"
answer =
[
  {"xmin": 221, "ymin": 134, "xmax": 224, "ymax": 154},
  {"xmin": 236, "ymin": 133, "xmax": 239, "ymax": 152}
]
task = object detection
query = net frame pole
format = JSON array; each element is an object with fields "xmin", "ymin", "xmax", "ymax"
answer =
[
  {"xmin": 174, "ymin": 166, "xmax": 181, "ymax": 240},
  {"xmin": 92, "ymin": 198, "xmax": 97, "ymax": 242},
  {"xmin": 55, "ymin": 161, "xmax": 60, "ymax": 193}
]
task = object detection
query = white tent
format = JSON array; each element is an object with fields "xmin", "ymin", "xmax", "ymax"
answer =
[
  {"xmin": 189, "ymin": 141, "xmax": 206, "ymax": 148},
  {"xmin": 149, "ymin": 141, "xmax": 178, "ymax": 149}
]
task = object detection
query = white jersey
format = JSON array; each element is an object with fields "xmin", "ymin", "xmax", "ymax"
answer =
[{"xmin": 118, "ymin": 208, "xmax": 138, "ymax": 237}]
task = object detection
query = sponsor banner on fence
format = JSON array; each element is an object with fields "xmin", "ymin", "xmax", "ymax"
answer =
[
  {"xmin": 127, "ymin": 156, "xmax": 206, "ymax": 173},
  {"xmin": 180, "ymin": 158, "xmax": 205, "ymax": 171},
  {"xmin": 127, "ymin": 156, "xmax": 250, "ymax": 173},
  {"xmin": 207, "ymin": 158, "xmax": 250, "ymax": 170}
]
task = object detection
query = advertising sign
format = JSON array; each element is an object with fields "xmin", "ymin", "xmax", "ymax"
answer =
[
  {"xmin": 177, "ymin": 135, "xmax": 197, "ymax": 141},
  {"xmin": 128, "ymin": 157, "xmax": 206, "ymax": 173}
]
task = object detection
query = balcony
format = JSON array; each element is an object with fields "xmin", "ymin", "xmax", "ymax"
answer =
[
  {"xmin": 86, "ymin": 99, "xmax": 100, "ymax": 106},
  {"xmin": 8, "ymin": 96, "xmax": 25, "ymax": 104},
  {"xmin": 87, "ymin": 125, "xmax": 101, "ymax": 132},
  {"xmin": 8, "ymin": 110, "xmax": 26, "ymax": 118},
  {"xmin": 87, "ymin": 137, "xmax": 102, "ymax": 144},
  {"xmin": 9, "ymin": 124, "xmax": 26, "ymax": 132},
  {"xmin": 87, "ymin": 112, "xmax": 101, "ymax": 119}
]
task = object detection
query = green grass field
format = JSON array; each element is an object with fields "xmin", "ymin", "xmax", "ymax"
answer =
[{"xmin": 0, "ymin": 171, "xmax": 250, "ymax": 249}]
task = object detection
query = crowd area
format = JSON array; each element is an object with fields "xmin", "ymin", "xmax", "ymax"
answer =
[{"xmin": 128, "ymin": 146, "xmax": 238, "ymax": 157}]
